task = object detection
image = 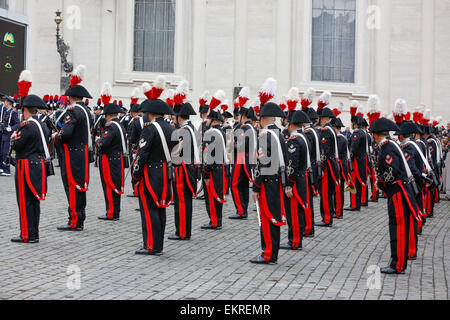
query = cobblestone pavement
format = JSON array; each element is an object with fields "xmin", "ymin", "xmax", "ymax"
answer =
[{"xmin": 0, "ymin": 165, "xmax": 448, "ymax": 300}]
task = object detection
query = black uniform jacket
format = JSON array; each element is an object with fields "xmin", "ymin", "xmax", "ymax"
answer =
[{"xmin": 12, "ymin": 116, "xmax": 50, "ymax": 200}]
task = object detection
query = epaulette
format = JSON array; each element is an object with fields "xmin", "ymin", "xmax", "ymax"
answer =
[
  {"xmin": 144, "ymin": 122, "xmax": 152, "ymax": 127},
  {"xmin": 20, "ymin": 121, "xmax": 29, "ymax": 128},
  {"xmin": 380, "ymin": 140, "xmax": 390, "ymax": 147}
]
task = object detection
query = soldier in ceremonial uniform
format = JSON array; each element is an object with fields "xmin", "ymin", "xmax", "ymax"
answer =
[
  {"xmin": 201, "ymin": 104, "xmax": 229, "ymax": 230},
  {"xmin": 301, "ymin": 107, "xmax": 320, "ymax": 237},
  {"xmin": 250, "ymin": 102, "xmax": 287, "ymax": 264},
  {"xmin": 333, "ymin": 118, "xmax": 349, "ymax": 219},
  {"xmin": 10, "ymin": 95, "xmax": 50, "ymax": 243},
  {"xmin": 316, "ymin": 107, "xmax": 339, "ymax": 227},
  {"xmin": 346, "ymin": 116, "xmax": 368, "ymax": 212},
  {"xmin": 397, "ymin": 121, "xmax": 429, "ymax": 259},
  {"xmin": 169, "ymin": 102, "xmax": 199, "ymax": 240},
  {"xmin": 361, "ymin": 119, "xmax": 372, "ymax": 207},
  {"xmin": 96, "ymin": 103, "xmax": 127, "ymax": 221},
  {"xmin": 0, "ymin": 95, "xmax": 20, "ymax": 176},
  {"xmin": 283, "ymin": 110, "xmax": 312, "ymax": 251},
  {"xmin": 132, "ymin": 99, "xmax": 176, "ymax": 256},
  {"xmin": 425, "ymin": 124, "xmax": 441, "ymax": 217},
  {"xmin": 126, "ymin": 103, "xmax": 141, "ymax": 198},
  {"xmin": 370, "ymin": 118, "xmax": 421, "ymax": 274},
  {"xmin": 229, "ymin": 106, "xmax": 258, "ymax": 220},
  {"xmin": 53, "ymin": 68, "xmax": 93, "ymax": 232}
]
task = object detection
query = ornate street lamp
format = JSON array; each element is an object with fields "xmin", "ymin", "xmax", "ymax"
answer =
[{"xmin": 55, "ymin": 10, "xmax": 73, "ymax": 74}]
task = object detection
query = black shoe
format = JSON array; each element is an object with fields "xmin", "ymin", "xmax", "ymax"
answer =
[
  {"xmin": 335, "ymin": 216, "xmax": 343, "ymax": 220},
  {"xmin": 196, "ymin": 195, "xmax": 206, "ymax": 201},
  {"xmin": 126, "ymin": 194, "xmax": 137, "ymax": 198},
  {"xmin": 250, "ymin": 255, "xmax": 277, "ymax": 265},
  {"xmin": 369, "ymin": 199, "xmax": 378, "ymax": 203},
  {"xmin": 201, "ymin": 224, "xmax": 222, "ymax": 230},
  {"xmin": 332, "ymin": 214, "xmax": 337, "ymax": 219},
  {"xmin": 168, "ymin": 235, "xmax": 191, "ymax": 241},
  {"xmin": 380, "ymin": 266, "xmax": 404, "ymax": 274},
  {"xmin": 315, "ymin": 222, "xmax": 332, "ymax": 227},
  {"xmin": 11, "ymin": 237, "xmax": 39, "ymax": 243},
  {"xmin": 344, "ymin": 207, "xmax": 358, "ymax": 212},
  {"xmin": 409, "ymin": 256, "xmax": 417, "ymax": 261},
  {"xmin": 279, "ymin": 243, "xmax": 302, "ymax": 251},
  {"xmin": 229, "ymin": 214, "xmax": 248, "ymax": 220},
  {"xmin": 135, "ymin": 208, "xmax": 140, "ymax": 212},
  {"xmin": 303, "ymin": 232, "xmax": 314, "ymax": 238},
  {"xmin": 57, "ymin": 225, "xmax": 83, "ymax": 231},
  {"xmin": 135, "ymin": 248, "xmax": 163, "ymax": 256},
  {"xmin": 98, "ymin": 216, "xmax": 119, "ymax": 221}
]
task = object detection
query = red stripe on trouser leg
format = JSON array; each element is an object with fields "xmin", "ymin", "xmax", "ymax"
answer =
[
  {"xmin": 259, "ymin": 196, "xmax": 273, "ymax": 262},
  {"xmin": 351, "ymin": 171, "xmax": 356, "ymax": 209},
  {"xmin": 231, "ymin": 154, "xmax": 244, "ymax": 215},
  {"xmin": 18, "ymin": 161, "xmax": 29, "ymax": 242},
  {"xmin": 335, "ymin": 182, "xmax": 342, "ymax": 218},
  {"xmin": 361, "ymin": 184, "xmax": 367, "ymax": 205},
  {"xmin": 84, "ymin": 145, "xmax": 89, "ymax": 187},
  {"xmin": 176, "ymin": 167, "xmax": 187, "ymax": 239},
  {"xmin": 393, "ymin": 193, "xmax": 406, "ymax": 273},
  {"xmin": 290, "ymin": 196, "xmax": 301, "ymax": 250},
  {"xmin": 207, "ymin": 176, "xmax": 218, "ymax": 228},
  {"xmin": 161, "ymin": 163, "xmax": 168, "ymax": 205},
  {"xmin": 102, "ymin": 157, "xmax": 114, "ymax": 219},
  {"xmin": 139, "ymin": 181, "xmax": 154, "ymax": 252},
  {"xmin": 322, "ymin": 169, "xmax": 331, "ymax": 224},
  {"xmin": 312, "ymin": 185, "xmax": 318, "ymax": 196},
  {"xmin": 371, "ymin": 169, "xmax": 377, "ymax": 201},
  {"xmin": 134, "ymin": 184, "xmax": 138, "ymax": 197},
  {"xmin": 408, "ymin": 216, "xmax": 416, "ymax": 259},
  {"xmin": 41, "ymin": 159, "xmax": 46, "ymax": 198},
  {"xmin": 69, "ymin": 185, "xmax": 78, "ymax": 228},
  {"xmin": 304, "ymin": 174, "xmax": 312, "ymax": 237}
]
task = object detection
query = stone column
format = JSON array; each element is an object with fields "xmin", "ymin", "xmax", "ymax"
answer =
[
  {"xmin": 275, "ymin": 0, "xmax": 292, "ymax": 96},
  {"xmin": 420, "ymin": 0, "xmax": 435, "ymax": 111}
]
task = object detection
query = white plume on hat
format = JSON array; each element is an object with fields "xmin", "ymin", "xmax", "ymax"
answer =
[
  {"xmin": 239, "ymin": 87, "xmax": 251, "ymax": 99},
  {"xmin": 435, "ymin": 116, "xmax": 443, "ymax": 124},
  {"xmin": 287, "ymin": 87, "xmax": 300, "ymax": 101},
  {"xmin": 303, "ymin": 88, "xmax": 316, "ymax": 102},
  {"xmin": 423, "ymin": 108, "xmax": 432, "ymax": 121},
  {"xmin": 19, "ymin": 70, "xmax": 32, "ymax": 83},
  {"xmin": 260, "ymin": 78, "xmax": 277, "ymax": 96},
  {"xmin": 131, "ymin": 87, "xmax": 141, "ymax": 99},
  {"xmin": 72, "ymin": 64, "xmax": 86, "ymax": 80},
  {"xmin": 394, "ymin": 98, "xmax": 407, "ymax": 116},
  {"xmin": 367, "ymin": 95, "xmax": 381, "ymax": 113},
  {"xmin": 101, "ymin": 82, "xmax": 112, "ymax": 97},
  {"xmin": 142, "ymin": 82, "xmax": 152, "ymax": 95},
  {"xmin": 415, "ymin": 104, "xmax": 425, "ymax": 114},
  {"xmin": 175, "ymin": 80, "xmax": 190, "ymax": 96},
  {"xmin": 153, "ymin": 75, "xmax": 166, "ymax": 89},
  {"xmin": 200, "ymin": 90, "xmax": 211, "ymax": 102},
  {"xmin": 318, "ymin": 91, "xmax": 331, "ymax": 104}
]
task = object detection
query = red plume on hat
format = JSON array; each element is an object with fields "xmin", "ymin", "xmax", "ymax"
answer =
[
  {"xmin": 209, "ymin": 90, "xmax": 226, "ymax": 110},
  {"xmin": 367, "ymin": 95, "xmax": 381, "ymax": 125},
  {"xmin": 220, "ymin": 100, "xmax": 229, "ymax": 112},
  {"xmin": 165, "ymin": 89, "xmax": 175, "ymax": 107},
  {"xmin": 350, "ymin": 100, "xmax": 359, "ymax": 117},
  {"xmin": 279, "ymin": 96, "xmax": 287, "ymax": 111},
  {"xmin": 101, "ymin": 82, "xmax": 112, "ymax": 106},
  {"xmin": 69, "ymin": 64, "xmax": 86, "ymax": 87},
  {"xmin": 174, "ymin": 80, "xmax": 189, "ymax": 105},
  {"xmin": 233, "ymin": 98, "xmax": 239, "ymax": 109},
  {"xmin": 393, "ymin": 98, "xmax": 407, "ymax": 125},
  {"xmin": 199, "ymin": 90, "xmax": 211, "ymax": 107},
  {"xmin": 301, "ymin": 88, "xmax": 315, "ymax": 110},
  {"xmin": 413, "ymin": 104, "xmax": 425, "ymax": 124},
  {"xmin": 317, "ymin": 91, "xmax": 331, "ymax": 110},
  {"xmin": 422, "ymin": 109, "xmax": 432, "ymax": 125},
  {"xmin": 130, "ymin": 87, "xmax": 141, "ymax": 105},
  {"xmin": 151, "ymin": 75, "xmax": 166, "ymax": 100},
  {"xmin": 333, "ymin": 103, "xmax": 343, "ymax": 117},
  {"xmin": 286, "ymin": 87, "xmax": 300, "ymax": 111},
  {"xmin": 259, "ymin": 78, "xmax": 277, "ymax": 106},
  {"xmin": 18, "ymin": 70, "xmax": 32, "ymax": 98},
  {"xmin": 238, "ymin": 87, "xmax": 251, "ymax": 107},
  {"xmin": 432, "ymin": 116, "xmax": 443, "ymax": 127},
  {"xmin": 43, "ymin": 95, "xmax": 49, "ymax": 103}
]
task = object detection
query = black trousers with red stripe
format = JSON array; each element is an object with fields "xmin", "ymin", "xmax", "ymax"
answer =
[
  {"xmin": 204, "ymin": 167, "xmax": 225, "ymax": 228},
  {"xmin": 60, "ymin": 165, "xmax": 86, "ymax": 228},
  {"xmin": 138, "ymin": 183, "xmax": 166, "ymax": 253},
  {"xmin": 387, "ymin": 191, "xmax": 410, "ymax": 273},
  {"xmin": 174, "ymin": 166, "xmax": 194, "ymax": 239},
  {"xmin": 319, "ymin": 167, "xmax": 335, "ymax": 226},
  {"xmin": 231, "ymin": 169, "xmax": 250, "ymax": 216},
  {"xmin": 370, "ymin": 170, "xmax": 379, "ymax": 201},
  {"xmin": 284, "ymin": 193, "xmax": 304, "ymax": 250},
  {"xmin": 99, "ymin": 166, "xmax": 121, "ymax": 219},
  {"xmin": 15, "ymin": 172, "xmax": 41, "ymax": 241},
  {"xmin": 334, "ymin": 182, "xmax": 344, "ymax": 218},
  {"xmin": 408, "ymin": 214, "xmax": 418, "ymax": 259},
  {"xmin": 307, "ymin": 178, "xmax": 315, "ymax": 236}
]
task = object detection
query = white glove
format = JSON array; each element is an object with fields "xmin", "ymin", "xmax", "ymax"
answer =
[{"xmin": 6, "ymin": 127, "xmax": 12, "ymax": 132}]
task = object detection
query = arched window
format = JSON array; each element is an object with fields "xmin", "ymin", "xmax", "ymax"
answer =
[
  {"xmin": 311, "ymin": 0, "xmax": 356, "ymax": 83},
  {"xmin": 134, "ymin": 0, "xmax": 176, "ymax": 73}
]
